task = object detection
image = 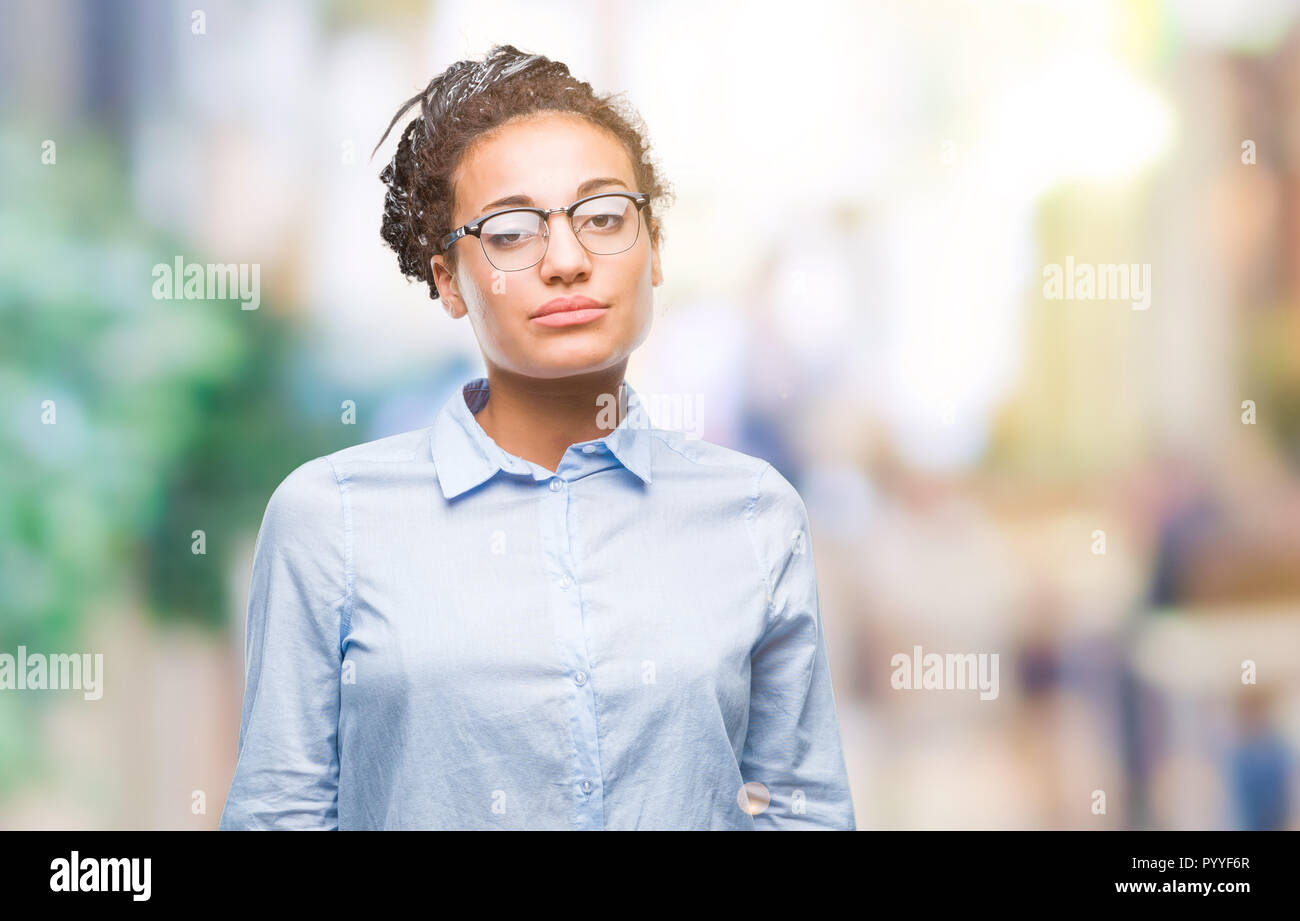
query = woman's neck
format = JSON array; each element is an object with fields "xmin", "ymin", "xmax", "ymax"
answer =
[{"xmin": 473, "ymin": 367, "xmax": 629, "ymax": 474}]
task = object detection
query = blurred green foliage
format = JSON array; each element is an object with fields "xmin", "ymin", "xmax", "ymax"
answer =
[{"xmin": 0, "ymin": 126, "xmax": 342, "ymax": 794}]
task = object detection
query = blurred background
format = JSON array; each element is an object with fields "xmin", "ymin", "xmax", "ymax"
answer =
[{"xmin": 2, "ymin": 0, "xmax": 1299, "ymax": 830}]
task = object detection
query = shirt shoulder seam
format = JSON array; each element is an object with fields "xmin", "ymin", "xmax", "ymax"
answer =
[
  {"xmin": 652, "ymin": 433, "xmax": 774, "ymax": 625},
  {"xmin": 743, "ymin": 460, "xmax": 776, "ymax": 630},
  {"xmin": 322, "ymin": 455, "xmax": 355, "ymax": 646}
]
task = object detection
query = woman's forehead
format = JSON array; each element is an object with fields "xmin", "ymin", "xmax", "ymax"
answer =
[{"xmin": 455, "ymin": 116, "xmax": 635, "ymax": 214}]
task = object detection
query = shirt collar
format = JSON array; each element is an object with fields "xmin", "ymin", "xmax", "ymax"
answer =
[{"xmin": 431, "ymin": 376, "xmax": 654, "ymax": 499}]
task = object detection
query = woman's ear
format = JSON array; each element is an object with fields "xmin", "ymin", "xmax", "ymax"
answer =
[
  {"xmin": 649, "ymin": 219, "xmax": 663, "ymax": 287},
  {"xmin": 430, "ymin": 254, "xmax": 468, "ymax": 318}
]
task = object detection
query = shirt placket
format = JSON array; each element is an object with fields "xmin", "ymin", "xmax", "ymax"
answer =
[{"xmin": 540, "ymin": 468, "xmax": 605, "ymax": 830}]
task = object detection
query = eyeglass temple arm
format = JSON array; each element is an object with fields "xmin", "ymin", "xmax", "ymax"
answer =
[{"xmin": 438, "ymin": 226, "xmax": 469, "ymax": 253}]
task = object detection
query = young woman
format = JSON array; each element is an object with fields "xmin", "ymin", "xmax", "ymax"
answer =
[{"xmin": 218, "ymin": 44, "xmax": 855, "ymax": 831}]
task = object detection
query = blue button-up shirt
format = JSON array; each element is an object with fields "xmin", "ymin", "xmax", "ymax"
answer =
[{"xmin": 218, "ymin": 376, "xmax": 856, "ymax": 830}]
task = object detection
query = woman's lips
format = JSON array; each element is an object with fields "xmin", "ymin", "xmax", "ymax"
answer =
[{"xmin": 530, "ymin": 307, "xmax": 608, "ymax": 327}]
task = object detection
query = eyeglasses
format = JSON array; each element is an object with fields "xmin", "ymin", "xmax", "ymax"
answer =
[{"xmin": 438, "ymin": 191, "xmax": 650, "ymax": 272}]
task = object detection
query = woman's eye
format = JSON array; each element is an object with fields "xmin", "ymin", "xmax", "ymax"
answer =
[
  {"xmin": 580, "ymin": 215, "xmax": 623, "ymax": 232},
  {"xmin": 486, "ymin": 232, "xmax": 533, "ymax": 248}
]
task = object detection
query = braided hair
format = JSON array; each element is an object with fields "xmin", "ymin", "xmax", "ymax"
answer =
[{"xmin": 372, "ymin": 43, "xmax": 673, "ymax": 301}]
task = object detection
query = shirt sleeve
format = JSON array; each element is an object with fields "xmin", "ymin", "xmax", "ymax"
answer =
[
  {"xmin": 218, "ymin": 456, "xmax": 349, "ymax": 830},
  {"xmin": 740, "ymin": 461, "xmax": 857, "ymax": 830}
]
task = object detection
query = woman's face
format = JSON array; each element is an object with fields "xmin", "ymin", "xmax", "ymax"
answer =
[{"xmin": 430, "ymin": 112, "xmax": 662, "ymax": 381}]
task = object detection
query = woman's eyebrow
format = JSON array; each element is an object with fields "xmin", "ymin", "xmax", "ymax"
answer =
[{"xmin": 477, "ymin": 177, "xmax": 629, "ymax": 214}]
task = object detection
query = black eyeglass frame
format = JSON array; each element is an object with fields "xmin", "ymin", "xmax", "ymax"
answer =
[{"xmin": 437, "ymin": 191, "xmax": 651, "ymax": 269}]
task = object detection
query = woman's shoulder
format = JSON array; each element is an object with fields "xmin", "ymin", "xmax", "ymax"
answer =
[
  {"xmin": 265, "ymin": 425, "xmax": 436, "ymax": 515},
  {"xmin": 651, "ymin": 431, "xmax": 797, "ymax": 498},
  {"xmin": 259, "ymin": 456, "xmax": 344, "ymax": 538},
  {"xmin": 648, "ymin": 432, "xmax": 811, "ymax": 523},
  {"xmin": 322, "ymin": 424, "xmax": 437, "ymax": 468},
  {"xmin": 650, "ymin": 429, "xmax": 764, "ymax": 477}
]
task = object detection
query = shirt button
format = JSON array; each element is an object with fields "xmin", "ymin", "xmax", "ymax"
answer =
[
  {"xmin": 581, "ymin": 780, "xmax": 593, "ymax": 794},
  {"xmin": 582, "ymin": 445, "xmax": 597, "ymax": 454},
  {"xmin": 574, "ymin": 671, "xmax": 586, "ymax": 685},
  {"xmin": 559, "ymin": 574, "xmax": 572, "ymax": 589},
  {"xmin": 549, "ymin": 479, "xmax": 562, "ymax": 491}
]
